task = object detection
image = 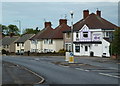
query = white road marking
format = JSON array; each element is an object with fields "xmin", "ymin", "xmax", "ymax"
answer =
[
  {"xmin": 76, "ymin": 68, "xmax": 89, "ymax": 72},
  {"xmin": 99, "ymin": 73, "xmax": 120, "ymax": 78},
  {"xmin": 60, "ymin": 65, "xmax": 69, "ymax": 68}
]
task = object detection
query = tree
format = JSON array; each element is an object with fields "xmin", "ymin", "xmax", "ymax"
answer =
[
  {"xmin": 112, "ymin": 28, "xmax": 120, "ymax": 59},
  {"xmin": 23, "ymin": 27, "xmax": 40, "ymax": 34},
  {"xmin": 8, "ymin": 24, "xmax": 20, "ymax": 35},
  {"xmin": 1, "ymin": 24, "xmax": 9, "ymax": 36}
]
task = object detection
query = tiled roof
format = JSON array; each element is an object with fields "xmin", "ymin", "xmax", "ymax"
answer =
[
  {"xmin": 30, "ymin": 26, "xmax": 54, "ymax": 40},
  {"xmin": 64, "ymin": 13, "xmax": 118, "ymax": 32},
  {"xmin": 31, "ymin": 22, "xmax": 71, "ymax": 40},
  {"xmin": 73, "ymin": 13, "xmax": 118, "ymax": 31},
  {"xmin": 52, "ymin": 23, "xmax": 71, "ymax": 39},
  {"xmin": 15, "ymin": 34, "xmax": 34, "ymax": 43},
  {"xmin": 2, "ymin": 36, "xmax": 19, "ymax": 45}
]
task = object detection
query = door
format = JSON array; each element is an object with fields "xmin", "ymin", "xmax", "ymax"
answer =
[{"xmin": 84, "ymin": 45, "xmax": 89, "ymax": 56}]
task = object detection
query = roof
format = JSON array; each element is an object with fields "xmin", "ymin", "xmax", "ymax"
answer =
[
  {"xmin": 30, "ymin": 26, "xmax": 54, "ymax": 40},
  {"xmin": 2, "ymin": 36, "xmax": 19, "ymax": 45},
  {"xmin": 31, "ymin": 23, "xmax": 71, "ymax": 40},
  {"xmin": 65, "ymin": 13, "xmax": 118, "ymax": 32},
  {"xmin": 15, "ymin": 34, "xmax": 34, "ymax": 43},
  {"xmin": 51, "ymin": 23, "xmax": 71, "ymax": 39}
]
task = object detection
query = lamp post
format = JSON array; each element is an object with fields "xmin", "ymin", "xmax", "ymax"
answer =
[
  {"xmin": 15, "ymin": 20, "xmax": 22, "ymax": 55},
  {"xmin": 70, "ymin": 11, "xmax": 74, "ymax": 53},
  {"xmin": 15, "ymin": 20, "xmax": 22, "ymax": 35},
  {"xmin": 68, "ymin": 11, "xmax": 74, "ymax": 63}
]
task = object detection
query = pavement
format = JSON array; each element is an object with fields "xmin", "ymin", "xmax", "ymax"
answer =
[{"xmin": 2, "ymin": 61, "xmax": 44, "ymax": 85}]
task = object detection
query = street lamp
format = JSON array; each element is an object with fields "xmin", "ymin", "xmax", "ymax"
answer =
[
  {"xmin": 70, "ymin": 11, "xmax": 74, "ymax": 52},
  {"xmin": 15, "ymin": 20, "xmax": 22, "ymax": 55},
  {"xmin": 15, "ymin": 20, "xmax": 22, "ymax": 35}
]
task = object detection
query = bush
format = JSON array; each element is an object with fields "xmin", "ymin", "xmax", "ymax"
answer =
[{"xmin": 58, "ymin": 49, "xmax": 66, "ymax": 53}]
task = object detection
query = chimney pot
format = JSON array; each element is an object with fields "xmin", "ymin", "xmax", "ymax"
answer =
[
  {"xmin": 45, "ymin": 22, "xmax": 51, "ymax": 28},
  {"xmin": 83, "ymin": 10, "xmax": 89, "ymax": 19},
  {"xmin": 59, "ymin": 19, "xmax": 67, "ymax": 25},
  {"xmin": 96, "ymin": 10, "xmax": 101, "ymax": 17}
]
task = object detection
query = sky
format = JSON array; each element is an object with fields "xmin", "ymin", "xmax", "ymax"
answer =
[{"xmin": 1, "ymin": 2, "xmax": 119, "ymax": 33}]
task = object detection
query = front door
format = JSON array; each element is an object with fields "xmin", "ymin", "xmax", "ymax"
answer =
[{"xmin": 84, "ymin": 45, "xmax": 89, "ymax": 56}]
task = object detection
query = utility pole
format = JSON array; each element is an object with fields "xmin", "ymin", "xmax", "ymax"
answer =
[{"xmin": 15, "ymin": 20, "xmax": 22, "ymax": 55}]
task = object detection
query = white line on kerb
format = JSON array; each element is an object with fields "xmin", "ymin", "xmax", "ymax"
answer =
[
  {"xmin": 99, "ymin": 73, "xmax": 120, "ymax": 78},
  {"xmin": 76, "ymin": 68, "xmax": 89, "ymax": 72}
]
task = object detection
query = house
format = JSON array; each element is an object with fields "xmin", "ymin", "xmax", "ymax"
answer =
[
  {"xmin": 2, "ymin": 36, "xmax": 19, "ymax": 53},
  {"xmin": 30, "ymin": 19, "xmax": 71, "ymax": 53},
  {"xmin": 15, "ymin": 34, "xmax": 34, "ymax": 54},
  {"xmin": 0, "ymin": 32, "xmax": 2, "ymax": 54},
  {"xmin": 63, "ymin": 10, "xmax": 118, "ymax": 57},
  {"xmin": 30, "ymin": 22, "xmax": 54, "ymax": 53}
]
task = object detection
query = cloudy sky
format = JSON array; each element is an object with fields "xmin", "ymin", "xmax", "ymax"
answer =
[{"xmin": 2, "ymin": 2, "xmax": 119, "ymax": 32}]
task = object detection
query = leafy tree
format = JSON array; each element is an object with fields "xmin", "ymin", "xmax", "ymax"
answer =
[
  {"xmin": 1, "ymin": 24, "xmax": 9, "ymax": 36},
  {"xmin": 8, "ymin": 24, "xmax": 20, "ymax": 35},
  {"xmin": 112, "ymin": 28, "xmax": 120, "ymax": 59}
]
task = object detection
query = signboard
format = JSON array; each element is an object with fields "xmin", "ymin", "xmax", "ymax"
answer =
[
  {"xmin": 69, "ymin": 52, "xmax": 74, "ymax": 63},
  {"xmin": 93, "ymin": 34, "xmax": 101, "ymax": 41}
]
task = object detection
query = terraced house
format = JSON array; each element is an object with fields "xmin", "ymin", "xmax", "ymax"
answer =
[
  {"xmin": 63, "ymin": 10, "xmax": 118, "ymax": 57},
  {"xmin": 15, "ymin": 34, "xmax": 34, "ymax": 54},
  {"xmin": 2, "ymin": 36, "xmax": 19, "ymax": 53},
  {"xmin": 30, "ymin": 19, "xmax": 70, "ymax": 53}
]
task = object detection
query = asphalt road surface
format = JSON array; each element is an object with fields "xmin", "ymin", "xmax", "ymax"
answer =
[{"xmin": 2, "ymin": 56, "xmax": 120, "ymax": 85}]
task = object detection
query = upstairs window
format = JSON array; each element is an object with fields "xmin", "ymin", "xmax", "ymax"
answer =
[
  {"xmin": 106, "ymin": 32, "xmax": 109, "ymax": 37},
  {"xmin": 66, "ymin": 32, "xmax": 70, "ymax": 38},
  {"xmin": 76, "ymin": 32, "xmax": 79, "ymax": 38},
  {"xmin": 17, "ymin": 43, "xmax": 19, "ymax": 46},
  {"xmin": 22, "ymin": 43, "xmax": 24, "ymax": 46},
  {"xmin": 83, "ymin": 32, "xmax": 88, "ymax": 38},
  {"xmin": 44, "ymin": 39, "xmax": 48, "ymax": 44},
  {"xmin": 49, "ymin": 39, "xmax": 53, "ymax": 44}
]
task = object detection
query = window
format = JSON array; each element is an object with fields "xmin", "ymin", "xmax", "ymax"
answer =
[
  {"xmin": 44, "ymin": 39, "xmax": 48, "ymax": 44},
  {"xmin": 83, "ymin": 32, "xmax": 88, "ymax": 38},
  {"xmin": 75, "ymin": 45, "xmax": 80, "ymax": 52},
  {"xmin": 85, "ymin": 46, "xmax": 88, "ymax": 51},
  {"xmin": 49, "ymin": 39, "xmax": 53, "ymax": 44},
  {"xmin": 76, "ymin": 32, "xmax": 79, "ymax": 38},
  {"xmin": 6, "ymin": 45, "xmax": 9, "ymax": 48},
  {"xmin": 17, "ymin": 43, "xmax": 19, "ymax": 46},
  {"xmin": 66, "ymin": 33, "xmax": 70, "ymax": 38},
  {"xmin": 106, "ymin": 32, "xmax": 109, "ymax": 37},
  {"xmin": 65, "ymin": 44, "xmax": 68, "ymax": 51},
  {"xmin": 22, "ymin": 43, "xmax": 24, "ymax": 46}
]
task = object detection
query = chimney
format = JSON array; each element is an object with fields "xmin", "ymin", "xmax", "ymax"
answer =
[
  {"xmin": 45, "ymin": 22, "xmax": 51, "ymax": 28},
  {"xmin": 83, "ymin": 10, "xmax": 89, "ymax": 19},
  {"xmin": 96, "ymin": 10, "xmax": 101, "ymax": 17},
  {"xmin": 59, "ymin": 19, "xmax": 67, "ymax": 25},
  {"xmin": 10, "ymin": 33, "xmax": 14, "ymax": 37}
]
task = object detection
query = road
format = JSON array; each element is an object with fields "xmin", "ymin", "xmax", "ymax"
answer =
[{"xmin": 2, "ymin": 56, "xmax": 119, "ymax": 85}]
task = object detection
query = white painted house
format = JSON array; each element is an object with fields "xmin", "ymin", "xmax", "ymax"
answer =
[
  {"xmin": 15, "ymin": 34, "xmax": 35, "ymax": 54},
  {"xmin": 64, "ymin": 10, "xmax": 118, "ymax": 57},
  {"xmin": 30, "ymin": 19, "xmax": 71, "ymax": 53}
]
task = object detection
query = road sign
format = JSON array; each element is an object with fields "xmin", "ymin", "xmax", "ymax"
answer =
[{"xmin": 69, "ymin": 52, "xmax": 74, "ymax": 63}]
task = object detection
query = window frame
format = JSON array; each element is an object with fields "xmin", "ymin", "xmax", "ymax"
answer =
[{"xmin": 83, "ymin": 32, "xmax": 88, "ymax": 38}]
